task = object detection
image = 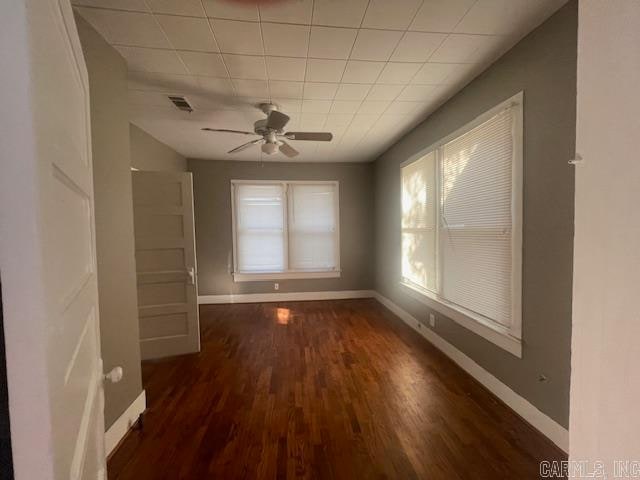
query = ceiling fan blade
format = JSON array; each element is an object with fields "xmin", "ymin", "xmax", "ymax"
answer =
[
  {"xmin": 265, "ymin": 110, "xmax": 290, "ymax": 131},
  {"xmin": 283, "ymin": 132, "xmax": 333, "ymax": 141},
  {"xmin": 228, "ymin": 138, "xmax": 263, "ymax": 154},
  {"xmin": 278, "ymin": 141, "xmax": 299, "ymax": 158},
  {"xmin": 202, "ymin": 128, "xmax": 255, "ymax": 135}
]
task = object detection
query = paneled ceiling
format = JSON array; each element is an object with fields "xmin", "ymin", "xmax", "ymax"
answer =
[{"xmin": 74, "ymin": 0, "xmax": 566, "ymax": 162}]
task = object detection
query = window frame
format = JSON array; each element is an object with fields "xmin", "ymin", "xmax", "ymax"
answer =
[
  {"xmin": 399, "ymin": 92, "xmax": 523, "ymax": 357},
  {"xmin": 230, "ymin": 179, "xmax": 341, "ymax": 282}
]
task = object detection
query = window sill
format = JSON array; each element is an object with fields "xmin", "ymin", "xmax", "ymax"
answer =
[
  {"xmin": 233, "ymin": 270, "xmax": 341, "ymax": 282},
  {"xmin": 399, "ymin": 282, "xmax": 522, "ymax": 358}
]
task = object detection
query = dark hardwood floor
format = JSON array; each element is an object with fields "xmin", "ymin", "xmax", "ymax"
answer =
[{"xmin": 108, "ymin": 299, "xmax": 565, "ymax": 479}]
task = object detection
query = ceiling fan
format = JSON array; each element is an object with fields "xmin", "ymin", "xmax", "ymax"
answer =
[{"xmin": 202, "ymin": 103, "xmax": 332, "ymax": 158}]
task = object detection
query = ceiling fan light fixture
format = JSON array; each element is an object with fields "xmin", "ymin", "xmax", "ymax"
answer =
[{"xmin": 261, "ymin": 142, "xmax": 278, "ymax": 155}]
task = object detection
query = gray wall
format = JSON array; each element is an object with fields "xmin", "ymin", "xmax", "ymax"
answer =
[
  {"xmin": 189, "ymin": 160, "xmax": 374, "ymax": 295},
  {"xmin": 373, "ymin": 1, "xmax": 576, "ymax": 427},
  {"xmin": 130, "ymin": 124, "xmax": 187, "ymax": 172},
  {"xmin": 76, "ymin": 16, "xmax": 143, "ymax": 429}
]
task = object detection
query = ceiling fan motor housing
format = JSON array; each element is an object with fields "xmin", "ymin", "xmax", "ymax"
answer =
[{"xmin": 253, "ymin": 118, "xmax": 272, "ymax": 135}]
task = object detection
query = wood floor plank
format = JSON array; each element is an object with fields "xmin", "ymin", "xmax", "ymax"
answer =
[{"xmin": 108, "ymin": 299, "xmax": 566, "ymax": 479}]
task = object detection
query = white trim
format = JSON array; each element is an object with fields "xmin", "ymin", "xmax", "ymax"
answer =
[
  {"xmin": 233, "ymin": 270, "xmax": 341, "ymax": 282},
  {"xmin": 373, "ymin": 292, "xmax": 569, "ymax": 452},
  {"xmin": 399, "ymin": 92, "xmax": 524, "ymax": 350},
  {"xmin": 198, "ymin": 290, "xmax": 375, "ymax": 304},
  {"xmin": 230, "ymin": 180, "xmax": 340, "ymax": 279},
  {"xmin": 104, "ymin": 390, "xmax": 146, "ymax": 457},
  {"xmin": 400, "ymin": 282, "xmax": 522, "ymax": 357}
]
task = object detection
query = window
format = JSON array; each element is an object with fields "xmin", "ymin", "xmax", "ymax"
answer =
[
  {"xmin": 231, "ymin": 180, "xmax": 340, "ymax": 281},
  {"xmin": 401, "ymin": 93, "xmax": 523, "ymax": 355}
]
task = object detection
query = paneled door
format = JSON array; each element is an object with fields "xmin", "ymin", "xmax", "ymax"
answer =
[
  {"xmin": 0, "ymin": 0, "xmax": 107, "ymax": 478},
  {"xmin": 132, "ymin": 171, "xmax": 200, "ymax": 360}
]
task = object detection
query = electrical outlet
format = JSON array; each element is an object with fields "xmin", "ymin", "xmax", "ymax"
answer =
[
  {"xmin": 429, "ymin": 313, "xmax": 436, "ymax": 328},
  {"xmin": 274, "ymin": 283, "xmax": 279, "ymax": 291}
]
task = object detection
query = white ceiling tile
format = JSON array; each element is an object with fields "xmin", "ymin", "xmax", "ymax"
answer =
[
  {"xmin": 376, "ymin": 63, "xmax": 422, "ymax": 84},
  {"xmin": 470, "ymin": 35, "xmax": 511, "ymax": 64},
  {"xmin": 211, "ymin": 19, "xmax": 263, "ymax": 55},
  {"xmin": 358, "ymin": 100, "xmax": 391, "ymax": 114},
  {"xmin": 265, "ymin": 57, "xmax": 306, "ymax": 81},
  {"xmin": 272, "ymin": 98, "xmax": 302, "ymax": 112},
  {"xmin": 390, "ymin": 32, "xmax": 447, "ymax": 62},
  {"xmin": 72, "ymin": 0, "xmax": 148, "ymax": 12},
  {"xmin": 203, "ymin": 0, "xmax": 259, "ymax": 21},
  {"xmin": 366, "ymin": 84, "xmax": 405, "ymax": 101},
  {"xmin": 362, "ymin": 0, "xmax": 423, "ymax": 30},
  {"xmin": 376, "ymin": 113, "xmax": 411, "ymax": 127},
  {"xmin": 305, "ymin": 59, "xmax": 347, "ymax": 83},
  {"xmin": 179, "ymin": 51, "xmax": 227, "ymax": 76},
  {"xmin": 128, "ymin": 71, "xmax": 198, "ymax": 92},
  {"xmin": 350, "ymin": 29, "xmax": 403, "ymax": 61},
  {"xmin": 341, "ymin": 61, "xmax": 385, "ymax": 84},
  {"xmin": 410, "ymin": 0, "xmax": 475, "ymax": 32},
  {"xmin": 303, "ymin": 82, "xmax": 339, "ymax": 100},
  {"xmin": 429, "ymin": 34, "xmax": 500, "ymax": 63},
  {"xmin": 439, "ymin": 63, "xmax": 473, "ymax": 90},
  {"xmin": 329, "ymin": 124, "xmax": 349, "ymax": 137},
  {"xmin": 105, "ymin": 10, "xmax": 171, "ymax": 48},
  {"xmin": 232, "ymin": 79, "xmax": 269, "ymax": 97},
  {"xmin": 397, "ymin": 84, "xmax": 439, "ymax": 101},
  {"xmin": 147, "ymin": 0, "xmax": 205, "ymax": 16},
  {"xmin": 223, "ymin": 54, "xmax": 266, "ymax": 79},
  {"xmin": 351, "ymin": 113, "xmax": 380, "ymax": 130},
  {"xmin": 259, "ymin": 0, "xmax": 313, "ymax": 24},
  {"xmin": 330, "ymin": 100, "xmax": 361, "ymax": 114},
  {"xmin": 301, "ymin": 100, "xmax": 332, "ymax": 113},
  {"xmin": 261, "ymin": 23, "xmax": 309, "ymax": 57},
  {"xmin": 269, "ymin": 81, "xmax": 304, "ymax": 99},
  {"xmin": 334, "ymin": 84, "xmax": 372, "ymax": 101},
  {"xmin": 194, "ymin": 76, "xmax": 235, "ymax": 96},
  {"xmin": 300, "ymin": 113, "xmax": 327, "ymax": 129},
  {"xmin": 455, "ymin": 0, "xmax": 565, "ymax": 35},
  {"xmin": 117, "ymin": 46, "xmax": 187, "ymax": 74},
  {"xmin": 308, "ymin": 27, "xmax": 358, "ymax": 60},
  {"xmin": 186, "ymin": 93, "xmax": 227, "ymax": 110},
  {"xmin": 312, "ymin": 0, "xmax": 369, "ymax": 27},
  {"xmin": 102, "ymin": 0, "xmax": 563, "ymax": 161},
  {"xmin": 385, "ymin": 101, "xmax": 422, "ymax": 114},
  {"xmin": 326, "ymin": 113, "xmax": 354, "ymax": 126},
  {"xmin": 341, "ymin": 129, "xmax": 367, "ymax": 144},
  {"xmin": 156, "ymin": 15, "xmax": 218, "ymax": 52},
  {"xmin": 411, "ymin": 62, "xmax": 464, "ymax": 84}
]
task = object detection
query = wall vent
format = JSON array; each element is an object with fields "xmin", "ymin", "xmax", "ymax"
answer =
[{"xmin": 168, "ymin": 96, "xmax": 193, "ymax": 113}]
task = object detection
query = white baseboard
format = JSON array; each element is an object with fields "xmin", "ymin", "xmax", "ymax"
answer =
[
  {"xmin": 198, "ymin": 289, "xmax": 376, "ymax": 304},
  {"xmin": 373, "ymin": 292, "xmax": 569, "ymax": 453},
  {"xmin": 105, "ymin": 390, "xmax": 146, "ymax": 456}
]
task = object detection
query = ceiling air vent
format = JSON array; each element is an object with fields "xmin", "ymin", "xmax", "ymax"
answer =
[{"xmin": 168, "ymin": 95, "xmax": 193, "ymax": 113}]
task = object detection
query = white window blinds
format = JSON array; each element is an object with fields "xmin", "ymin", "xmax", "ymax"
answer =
[
  {"xmin": 288, "ymin": 184, "xmax": 337, "ymax": 271},
  {"xmin": 235, "ymin": 184, "xmax": 285, "ymax": 273},
  {"xmin": 441, "ymin": 109, "xmax": 514, "ymax": 328},
  {"xmin": 401, "ymin": 151, "xmax": 437, "ymax": 292},
  {"xmin": 232, "ymin": 181, "xmax": 340, "ymax": 278},
  {"xmin": 400, "ymin": 95, "xmax": 522, "ymax": 339}
]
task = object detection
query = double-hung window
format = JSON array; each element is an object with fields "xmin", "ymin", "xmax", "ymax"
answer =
[
  {"xmin": 401, "ymin": 93, "xmax": 523, "ymax": 355},
  {"xmin": 231, "ymin": 180, "xmax": 340, "ymax": 281}
]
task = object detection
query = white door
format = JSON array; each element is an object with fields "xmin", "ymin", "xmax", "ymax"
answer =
[
  {"xmin": 0, "ymin": 0, "xmax": 106, "ymax": 479},
  {"xmin": 132, "ymin": 171, "xmax": 200, "ymax": 360}
]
